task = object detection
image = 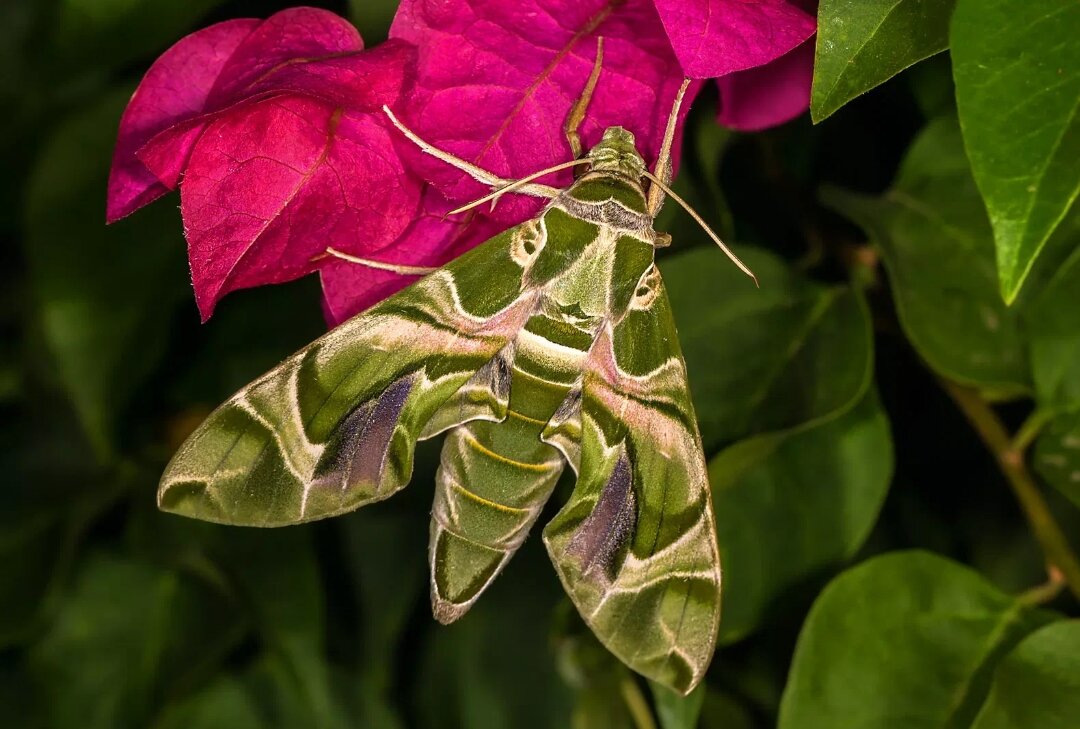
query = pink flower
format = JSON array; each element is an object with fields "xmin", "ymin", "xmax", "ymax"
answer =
[
  {"xmin": 108, "ymin": 2, "xmax": 816, "ymax": 323},
  {"xmin": 652, "ymin": 0, "xmax": 817, "ymax": 130},
  {"xmin": 107, "ymin": 8, "xmax": 420, "ymax": 321}
]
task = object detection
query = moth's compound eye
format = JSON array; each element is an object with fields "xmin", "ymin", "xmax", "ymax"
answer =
[
  {"xmin": 510, "ymin": 219, "xmax": 545, "ymax": 268},
  {"xmin": 630, "ymin": 264, "xmax": 661, "ymax": 310}
]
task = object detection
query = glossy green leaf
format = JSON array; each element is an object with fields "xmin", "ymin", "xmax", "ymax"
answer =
[
  {"xmin": 811, "ymin": 0, "xmax": 957, "ymax": 122},
  {"xmin": 24, "ymin": 89, "xmax": 188, "ymax": 457},
  {"xmin": 1023, "ymin": 217, "xmax": 1080, "ymax": 410},
  {"xmin": 712, "ymin": 389, "xmax": 893, "ymax": 643},
  {"xmin": 822, "ymin": 117, "xmax": 1030, "ymax": 393},
  {"xmin": 951, "ymin": 0, "xmax": 1080, "ymax": 302},
  {"xmin": 970, "ymin": 621, "xmax": 1080, "ymax": 729},
  {"xmin": 665, "ymin": 246, "xmax": 873, "ymax": 450},
  {"xmin": 1034, "ymin": 410, "xmax": 1080, "ymax": 510},
  {"xmin": 779, "ymin": 551, "xmax": 1056, "ymax": 729},
  {"xmin": 28, "ymin": 552, "xmax": 243, "ymax": 729}
]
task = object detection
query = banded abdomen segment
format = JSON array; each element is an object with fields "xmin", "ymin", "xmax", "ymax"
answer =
[{"xmin": 429, "ymin": 313, "xmax": 593, "ymax": 622}]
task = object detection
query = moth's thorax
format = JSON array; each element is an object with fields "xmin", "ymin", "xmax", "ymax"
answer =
[
  {"xmin": 520, "ymin": 129, "xmax": 660, "ymax": 340},
  {"xmin": 531, "ymin": 210, "xmax": 658, "ymax": 334}
]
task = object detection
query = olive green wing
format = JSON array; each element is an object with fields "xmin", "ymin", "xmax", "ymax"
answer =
[
  {"xmin": 543, "ymin": 269, "xmax": 721, "ymax": 695},
  {"xmin": 159, "ymin": 223, "xmax": 541, "ymax": 526}
]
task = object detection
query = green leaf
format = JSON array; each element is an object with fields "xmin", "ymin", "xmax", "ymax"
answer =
[
  {"xmin": 712, "ymin": 389, "xmax": 893, "ymax": 643},
  {"xmin": 651, "ymin": 682, "xmax": 705, "ymax": 729},
  {"xmin": 822, "ymin": 116, "xmax": 1030, "ymax": 393},
  {"xmin": 152, "ymin": 675, "xmax": 263, "ymax": 729},
  {"xmin": 24, "ymin": 88, "xmax": 188, "ymax": 457},
  {"xmin": 1023, "ymin": 216, "xmax": 1080, "ymax": 409},
  {"xmin": 951, "ymin": 0, "xmax": 1080, "ymax": 302},
  {"xmin": 665, "ymin": 246, "xmax": 873, "ymax": 450},
  {"xmin": 779, "ymin": 551, "xmax": 1056, "ymax": 729},
  {"xmin": 553, "ymin": 604, "xmax": 634, "ymax": 729},
  {"xmin": 970, "ymin": 621, "xmax": 1080, "ymax": 729},
  {"xmin": 128, "ymin": 519, "xmax": 349, "ymax": 729},
  {"xmin": 811, "ymin": 0, "xmax": 957, "ymax": 122},
  {"xmin": 28, "ymin": 552, "xmax": 244, "ymax": 729},
  {"xmin": 907, "ymin": 54, "xmax": 956, "ymax": 120},
  {"xmin": 1034, "ymin": 410, "xmax": 1080, "ymax": 510}
]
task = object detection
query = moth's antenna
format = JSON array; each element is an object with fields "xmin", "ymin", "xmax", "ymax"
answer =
[
  {"xmin": 647, "ymin": 78, "xmax": 692, "ymax": 216},
  {"xmin": 321, "ymin": 247, "xmax": 436, "ymax": 275},
  {"xmin": 383, "ymin": 105, "xmax": 559, "ymax": 200},
  {"xmin": 448, "ymin": 159, "xmax": 591, "ymax": 215},
  {"xmin": 641, "ymin": 170, "xmax": 758, "ymax": 286}
]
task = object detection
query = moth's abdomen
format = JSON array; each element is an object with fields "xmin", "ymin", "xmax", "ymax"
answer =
[
  {"xmin": 428, "ymin": 312, "xmax": 591, "ymax": 622},
  {"xmin": 429, "ymin": 416, "xmax": 565, "ymax": 622},
  {"xmin": 429, "ymin": 418, "xmax": 564, "ymax": 623}
]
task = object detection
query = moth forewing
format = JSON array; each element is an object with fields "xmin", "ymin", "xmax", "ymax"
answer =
[
  {"xmin": 157, "ymin": 220, "xmax": 538, "ymax": 525},
  {"xmin": 543, "ymin": 276, "xmax": 721, "ymax": 695}
]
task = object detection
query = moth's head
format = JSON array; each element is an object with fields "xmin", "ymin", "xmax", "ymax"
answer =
[{"xmin": 587, "ymin": 127, "xmax": 646, "ymax": 179}]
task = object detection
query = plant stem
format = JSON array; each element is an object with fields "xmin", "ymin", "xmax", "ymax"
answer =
[
  {"xmin": 1019, "ymin": 566, "xmax": 1066, "ymax": 606},
  {"xmin": 1011, "ymin": 407, "xmax": 1052, "ymax": 454},
  {"xmin": 620, "ymin": 675, "xmax": 658, "ymax": 729},
  {"xmin": 941, "ymin": 380, "xmax": 1080, "ymax": 600}
]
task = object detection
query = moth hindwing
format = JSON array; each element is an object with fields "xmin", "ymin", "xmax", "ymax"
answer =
[{"xmin": 160, "ymin": 125, "xmax": 726, "ymax": 697}]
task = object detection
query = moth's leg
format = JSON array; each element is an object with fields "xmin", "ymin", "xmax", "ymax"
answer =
[
  {"xmin": 449, "ymin": 158, "xmax": 590, "ymax": 215},
  {"xmin": 457, "ymin": 40, "xmax": 603, "ymax": 215},
  {"xmin": 564, "ymin": 37, "xmax": 605, "ymax": 161},
  {"xmin": 646, "ymin": 78, "xmax": 692, "ymax": 216},
  {"xmin": 383, "ymin": 106, "xmax": 559, "ymax": 200}
]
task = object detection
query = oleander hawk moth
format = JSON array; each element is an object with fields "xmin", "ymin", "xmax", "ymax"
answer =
[{"xmin": 159, "ymin": 73, "xmax": 755, "ymax": 695}]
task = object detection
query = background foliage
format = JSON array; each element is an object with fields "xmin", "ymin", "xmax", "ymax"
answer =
[{"xmin": 2, "ymin": 1, "xmax": 1079, "ymax": 727}]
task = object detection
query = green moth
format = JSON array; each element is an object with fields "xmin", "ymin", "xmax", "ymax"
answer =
[{"xmin": 159, "ymin": 66, "xmax": 755, "ymax": 694}]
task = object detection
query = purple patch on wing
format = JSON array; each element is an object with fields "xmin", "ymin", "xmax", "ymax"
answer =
[
  {"xmin": 568, "ymin": 451, "xmax": 637, "ymax": 579},
  {"xmin": 313, "ymin": 375, "xmax": 415, "ymax": 496}
]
